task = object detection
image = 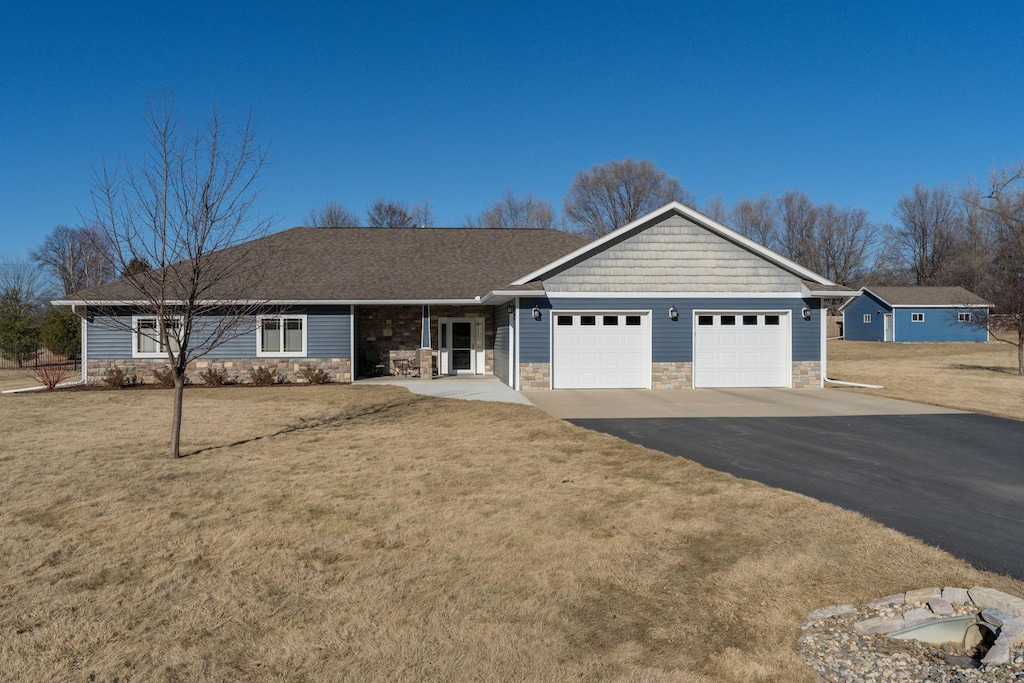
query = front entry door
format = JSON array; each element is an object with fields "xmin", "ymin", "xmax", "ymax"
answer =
[{"xmin": 439, "ymin": 317, "xmax": 484, "ymax": 375}]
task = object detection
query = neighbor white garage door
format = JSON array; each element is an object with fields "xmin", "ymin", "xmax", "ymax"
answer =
[
  {"xmin": 693, "ymin": 312, "xmax": 790, "ymax": 388},
  {"xmin": 552, "ymin": 312, "xmax": 650, "ymax": 389}
]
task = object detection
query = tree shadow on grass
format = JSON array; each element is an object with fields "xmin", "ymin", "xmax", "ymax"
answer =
[
  {"xmin": 180, "ymin": 396, "xmax": 423, "ymax": 458},
  {"xmin": 949, "ymin": 363, "xmax": 1018, "ymax": 376}
]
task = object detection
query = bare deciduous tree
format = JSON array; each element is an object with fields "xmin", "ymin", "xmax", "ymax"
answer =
[
  {"xmin": 30, "ymin": 224, "xmax": 115, "ymax": 295},
  {"xmin": 701, "ymin": 195, "xmax": 728, "ymax": 223},
  {"xmin": 777, "ymin": 190, "xmax": 819, "ymax": 267},
  {"xmin": 813, "ymin": 203, "xmax": 877, "ymax": 285},
  {"xmin": 890, "ymin": 184, "xmax": 963, "ymax": 285},
  {"xmin": 367, "ymin": 197, "xmax": 434, "ymax": 228},
  {"xmin": 304, "ymin": 201, "xmax": 360, "ymax": 228},
  {"xmin": 965, "ymin": 162, "xmax": 1024, "ymax": 375},
  {"xmin": 730, "ymin": 194, "xmax": 778, "ymax": 249},
  {"xmin": 465, "ymin": 189, "xmax": 555, "ymax": 229},
  {"xmin": 84, "ymin": 96, "xmax": 276, "ymax": 458},
  {"xmin": 562, "ymin": 158, "xmax": 696, "ymax": 237}
]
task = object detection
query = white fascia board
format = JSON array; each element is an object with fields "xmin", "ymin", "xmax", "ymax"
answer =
[
  {"xmin": 479, "ymin": 290, "xmax": 546, "ymax": 303},
  {"xmin": 510, "ymin": 201, "xmax": 839, "ymax": 287},
  {"xmin": 837, "ymin": 288, "xmax": 869, "ymax": 312},
  {"xmin": 54, "ymin": 298, "xmax": 487, "ymax": 306},
  {"xmin": 889, "ymin": 304, "xmax": 991, "ymax": 309},
  {"xmin": 856, "ymin": 288, "xmax": 893, "ymax": 309},
  {"xmin": 543, "ymin": 291, "xmax": 805, "ymax": 299}
]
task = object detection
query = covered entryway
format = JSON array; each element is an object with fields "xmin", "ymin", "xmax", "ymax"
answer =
[
  {"xmin": 551, "ymin": 312, "xmax": 651, "ymax": 389},
  {"xmin": 693, "ymin": 311, "xmax": 790, "ymax": 388}
]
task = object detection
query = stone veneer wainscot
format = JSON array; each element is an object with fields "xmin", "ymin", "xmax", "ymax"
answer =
[{"xmin": 87, "ymin": 358, "xmax": 352, "ymax": 384}]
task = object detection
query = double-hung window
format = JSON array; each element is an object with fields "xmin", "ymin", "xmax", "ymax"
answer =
[
  {"xmin": 958, "ymin": 312, "xmax": 971, "ymax": 322},
  {"xmin": 258, "ymin": 315, "xmax": 306, "ymax": 357},
  {"xmin": 911, "ymin": 312, "xmax": 925, "ymax": 323},
  {"xmin": 133, "ymin": 316, "xmax": 183, "ymax": 358}
]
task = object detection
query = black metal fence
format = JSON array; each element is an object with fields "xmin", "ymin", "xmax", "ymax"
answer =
[{"xmin": 0, "ymin": 345, "xmax": 80, "ymax": 371}]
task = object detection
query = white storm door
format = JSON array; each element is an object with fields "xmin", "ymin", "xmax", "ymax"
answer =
[
  {"xmin": 551, "ymin": 312, "xmax": 650, "ymax": 389},
  {"xmin": 693, "ymin": 312, "xmax": 790, "ymax": 388},
  {"xmin": 439, "ymin": 318, "xmax": 483, "ymax": 375}
]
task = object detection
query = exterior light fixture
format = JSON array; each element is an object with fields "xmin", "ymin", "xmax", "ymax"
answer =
[
  {"xmin": 532, "ymin": 306, "xmax": 541, "ymax": 321},
  {"xmin": 507, "ymin": 302, "xmax": 515, "ymax": 315},
  {"xmin": 801, "ymin": 307, "xmax": 812, "ymax": 320},
  {"xmin": 668, "ymin": 306, "xmax": 679, "ymax": 321}
]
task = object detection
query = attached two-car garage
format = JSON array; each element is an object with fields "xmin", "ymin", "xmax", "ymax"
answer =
[{"xmin": 549, "ymin": 310, "xmax": 791, "ymax": 389}]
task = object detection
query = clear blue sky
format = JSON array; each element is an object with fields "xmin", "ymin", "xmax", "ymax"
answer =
[{"xmin": 2, "ymin": 0, "xmax": 1022, "ymax": 260}]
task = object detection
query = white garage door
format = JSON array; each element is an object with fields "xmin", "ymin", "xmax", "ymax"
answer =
[
  {"xmin": 693, "ymin": 312, "xmax": 790, "ymax": 388},
  {"xmin": 552, "ymin": 312, "xmax": 650, "ymax": 389}
]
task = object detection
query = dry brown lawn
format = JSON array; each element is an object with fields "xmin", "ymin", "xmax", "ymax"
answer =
[
  {"xmin": 828, "ymin": 338, "xmax": 1024, "ymax": 421},
  {"xmin": 0, "ymin": 367, "xmax": 67, "ymax": 392},
  {"xmin": 2, "ymin": 385, "xmax": 1021, "ymax": 682}
]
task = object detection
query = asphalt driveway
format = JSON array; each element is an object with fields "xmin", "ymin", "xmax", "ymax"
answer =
[{"xmin": 526, "ymin": 389, "xmax": 1024, "ymax": 580}]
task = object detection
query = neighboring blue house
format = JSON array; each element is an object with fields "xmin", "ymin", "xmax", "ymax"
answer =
[
  {"xmin": 56, "ymin": 202, "xmax": 856, "ymax": 390},
  {"xmin": 840, "ymin": 286, "xmax": 990, "ymax": 342}
]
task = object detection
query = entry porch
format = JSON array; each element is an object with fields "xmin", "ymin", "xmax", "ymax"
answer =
[{"xmin": 353, "ymin": 304, "xmax": 495, "ymax": 379}]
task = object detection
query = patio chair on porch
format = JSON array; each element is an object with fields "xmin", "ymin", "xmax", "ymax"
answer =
[{"xmin": 363, "ymin": 349, "xmax": 388, "ymax": 377}]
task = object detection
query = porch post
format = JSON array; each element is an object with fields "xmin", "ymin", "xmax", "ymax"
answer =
[{"xmin": 417, "ymin": 304, "xmax": 433, "ymax": 380}]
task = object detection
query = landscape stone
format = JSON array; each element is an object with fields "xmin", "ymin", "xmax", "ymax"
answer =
[
  {"xmin": 982, "ymin": 643, "xmax": 1011, "ymax": 665},
  {"xmin": 927, "ymin": 598, "xmax": 954, "ymax": 615},
  {"xmin": 970, "ymin": 586, "xmax": 999, "ymax": 609},
  {"xmin": 901, "ymin": 607, "xmax": 934, "ymax": 625},
  {"xmin": 982, "ymin": 607, "xmax": 1016, "ymax": 628},
  {"xmin": 854, "ymin": 616, "xmax": 906, "ymax": 635},
  {"xmin": 905, "ymin": 587, "xmax": 942, "ymax": 604},
  {"xmin": 808, "ymin": 604, "xmax": 855, "ymax": 619},
  {"xmin": 866, "ymin": 593, "xmax": 905, "ymax": 607},
  {"xmin": 942, "ymin": 587, "xmax": 970, "ymax": 605},
  {"xmin": 997, "ymin": 619, "xmax": 1024, "ymax": 646}
]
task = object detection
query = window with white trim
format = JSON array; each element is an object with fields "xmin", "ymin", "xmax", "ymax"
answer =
[
  {"xmin": 257, "ymin": 315, "xmax": 306, "ymax": 356},
  {"xmin": 863, "ymin": 314, "xmax": 871, "ymax": 323},
  {"xmin": 911, "ymin": 312, "xmax": 925, "ymax": 322},
  {"xmin": 133, "ymin": 316, "xmax": 183, "ymax": 358},
  {"xmin": 958, "ymin": 312, "xmax": 971, "ymax": 322}
]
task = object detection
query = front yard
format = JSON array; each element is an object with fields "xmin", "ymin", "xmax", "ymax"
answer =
[
  {"xmin": 1, "ymin": 385, "xmax": 1021, "ymax": 681},
  {"xmin": 828, "ymin": 339, "xmax": 1024, "ymax": 421}
]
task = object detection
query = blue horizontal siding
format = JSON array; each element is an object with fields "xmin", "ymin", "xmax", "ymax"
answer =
[
  {"xmin": 895, "ymin": 308, "xmax": 988, "ymax": 342},
  {"xmin": 86, "ymin": 306, "xmax": 351, "ymax": 359},
  {"xmin": 492, "ymin": 304, "xmax": 510, "ymax": 385},
  {"xmin": 518, "ymin": 297, "xmax": 821, "ymax": 363},
  {"xmin": 843, "ymin": 292, "xmax": 889, "ymax": 341}
]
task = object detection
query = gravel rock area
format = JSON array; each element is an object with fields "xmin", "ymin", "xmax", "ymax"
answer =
[{"xmin": 799, "ymin": 593, "xmax": 1024, "ymax": 682}]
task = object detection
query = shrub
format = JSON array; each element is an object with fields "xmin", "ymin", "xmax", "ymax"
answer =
[
  {"xmin": 299, "ymin": 366, "xmax": 332, "ymax": 385},
  {"xmin": 152, "ymin": 366, "xmax": 189, "ymax": 389},
  {"xmin": 247, "ymin": 366, "xmax": 279, "ymax": 386},
  {"xmin": 102, "ymin": 367, "xmax": 139, "ymax": 389},
  {"xmin": 198, "ymin": 367, "xmax": 233, "ymax": 387},
  {"xmin": 29, "ymin": 363, "xmax": 72, "ymax": 390}
]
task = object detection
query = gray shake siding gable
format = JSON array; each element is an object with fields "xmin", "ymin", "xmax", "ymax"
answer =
[
  {"xmin": 86, "ymin": 306, "xmax": 352, "ymax": 359},
  {"xmin": 517, "ymin": 297, "xmax": 822, "ymax": 364},
  {"xmin": 543, "ymin": 213, "xmax": 803, "ymax": 293}
]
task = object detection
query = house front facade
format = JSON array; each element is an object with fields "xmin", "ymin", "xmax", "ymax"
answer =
[
  {"xmin": 841, "ymin": 286, "xmax": 990, "ymax": 343},
  {"xmin": 59, "ymin": 202, "xmax": 855, "ymax": 390}
]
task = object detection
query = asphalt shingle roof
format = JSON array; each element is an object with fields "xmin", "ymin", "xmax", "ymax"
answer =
[
  {"xmin": 866, "ymin": 286, "xmax": 991, "ymax": 307},
  {"xmin": 69, "ymin": 227, "xmax": 590, "ymax": 302}
]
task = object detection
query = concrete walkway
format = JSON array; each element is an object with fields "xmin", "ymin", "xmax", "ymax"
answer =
[
  {"xmin": 356, "ymin": 377, "xmax": 533, "ymax": 405},
  {"xmin": 524, "ymin": 387, "xmax": 962, "ymax": 419}
]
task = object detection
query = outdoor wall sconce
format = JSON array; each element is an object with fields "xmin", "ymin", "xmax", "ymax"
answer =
[
  {"xmin": 507, "ymin": 302, "xmax": 515, "ymax": 315},
  {"xmin": 801, "ymin": 306, "xmax": 812, "ymax": 320},
  {"xmin": 668, "ymin": 306, "xmax": 679, "ymax": 321},
  {"xmin": 532, "ymin": 306, "xmax": 541, "ymax": 321}
]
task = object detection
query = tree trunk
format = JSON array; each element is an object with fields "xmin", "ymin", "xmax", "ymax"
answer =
[
  {"xmin": 170, "ymin": 372, "xmax": 185, "ymax": 458},
  {"xmin": 1018, "ymin": 339, "xmax": 1024, "ymax": 377}
]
